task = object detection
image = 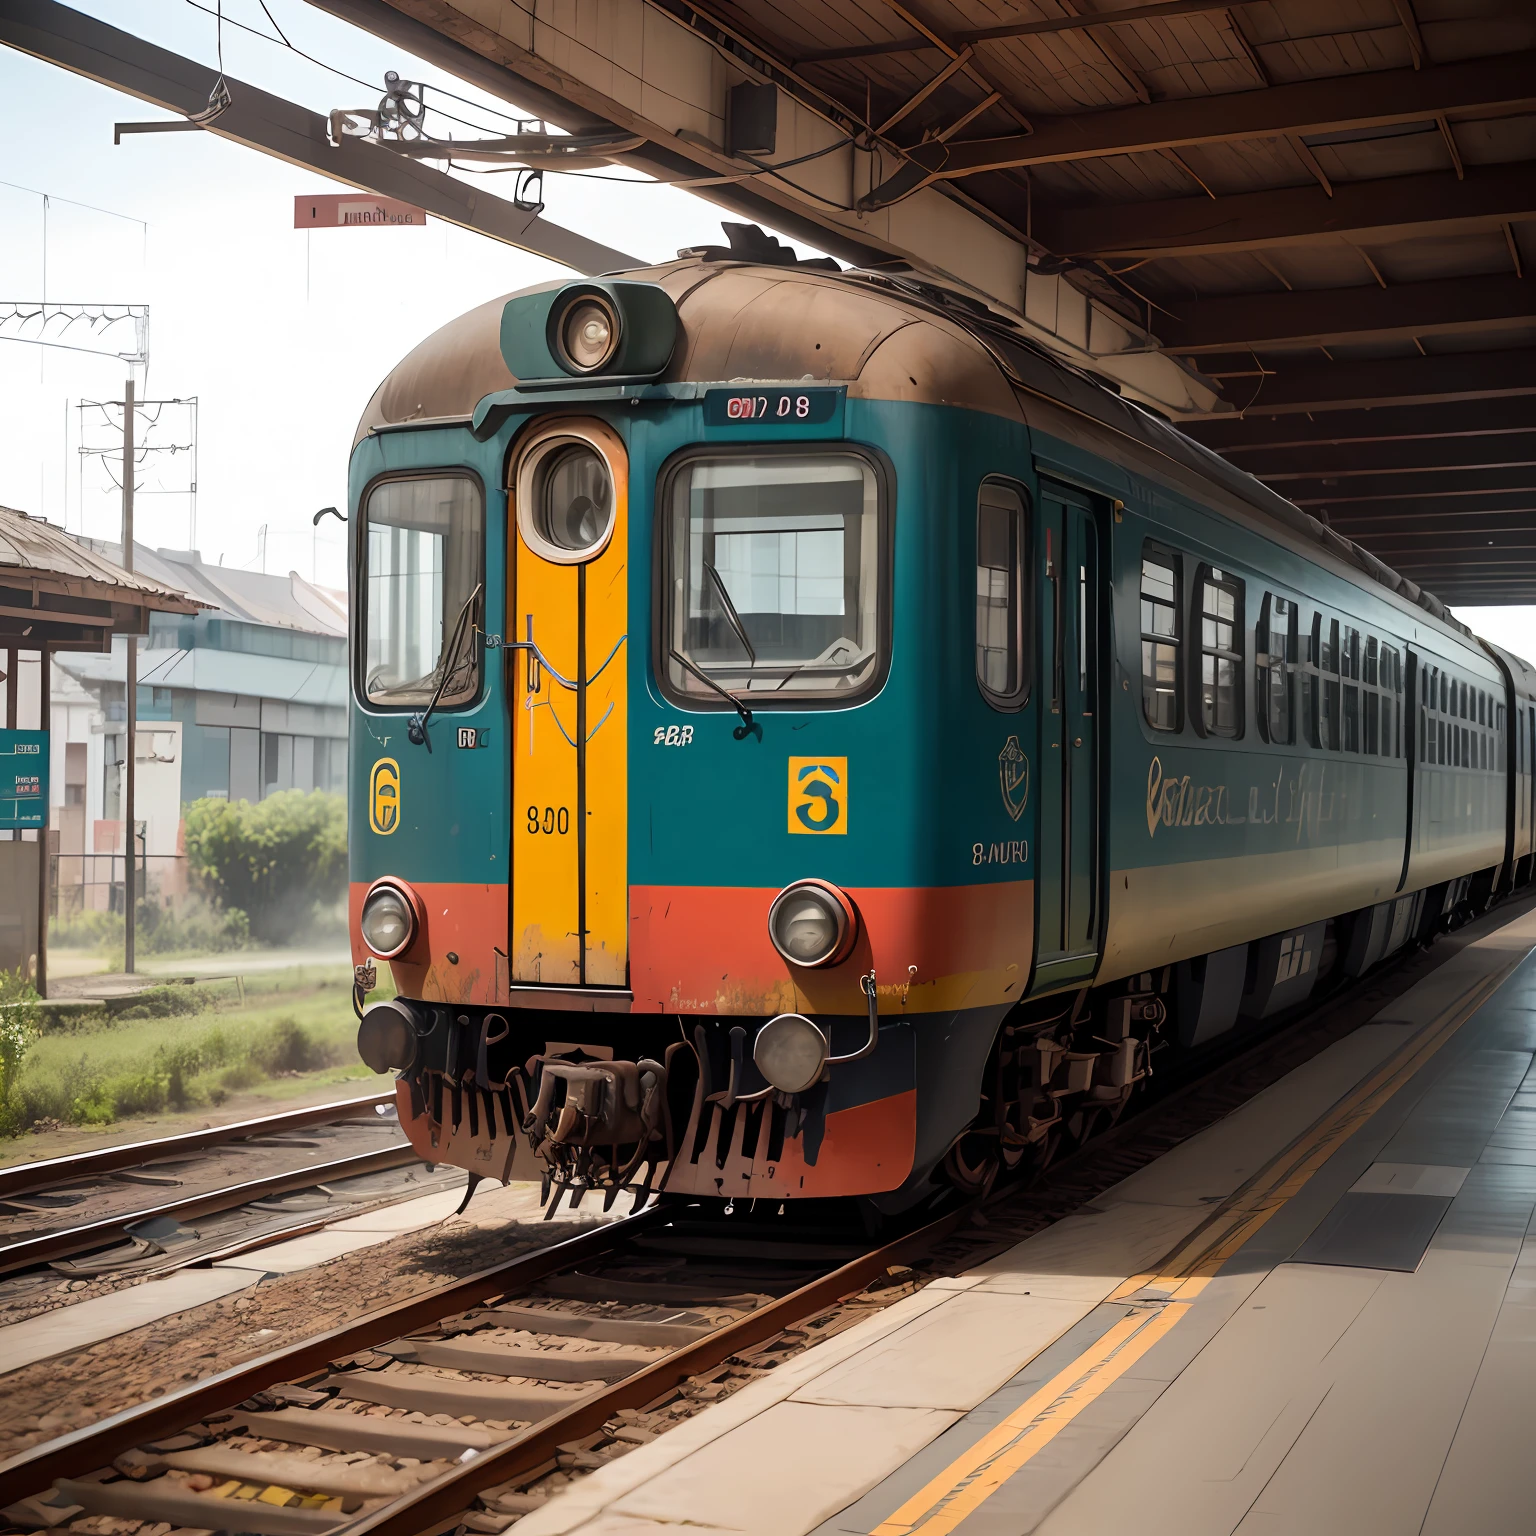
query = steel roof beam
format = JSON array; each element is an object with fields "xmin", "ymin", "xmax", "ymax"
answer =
[
  {"xmin": 1237, "ymin": 434, "xmax": 1536, "ymax": 479},
  {"xmin": 1189, "ymin": 398, "xmax": 1536, "ymax": 452},
  {"xmin": 1159, "ymin": 273, "xmax": 1536, "ymax": 353},
  {"xmin": 1189, "ymin": 347, "xmax": 1536, "ymax": 416},
  {"xmin": 798, "ymin": 0, "xmax": 1279, "ymax": 61},
  {"xmin": 1347, "ymin": 540, "xmax": 1536, "ymax": 557},
  {"xmin": 1306, "ymin": 490, "xmax": 1536, "ymax": 518},
  {"xmin": 1287, "ymin": 466, "xmax": 1536, "ymax": 504},
  {"xmin": 863, "ymin": 50, "xmax": 1536, "ymax": 203},
  {"xmin": 0, "ymin": 0, "xmax": 636, "ymax": 275},
  {"xmin": 1037, "ymin": 163, "xmax": 1536, "ymax": 259},
  {"xmin": 1328, "ymin": 505, "xmax": 1536, "ymax": 528}
]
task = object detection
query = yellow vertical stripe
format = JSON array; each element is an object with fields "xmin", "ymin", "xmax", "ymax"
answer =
[
  {"xmin": 582, "ymin": 423, "xmax": 629, "ymax": 985},
  {"xmin": 508, "ymin": 418, "xmax": 628, "ymax": 987}
]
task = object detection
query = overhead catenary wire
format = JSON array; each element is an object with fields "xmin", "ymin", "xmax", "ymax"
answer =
[
  {"xmin": 179, "ymin": 0, "xmax": 859, "ymax": 207},
  {"xmin": 181, "ymin": 0, "xmax": 551, "ymax": 140}
]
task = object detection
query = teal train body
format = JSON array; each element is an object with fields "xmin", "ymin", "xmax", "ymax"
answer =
[{"xmin": 345, "ymin": 249, "xmax": 1536, "ymax": 1213}]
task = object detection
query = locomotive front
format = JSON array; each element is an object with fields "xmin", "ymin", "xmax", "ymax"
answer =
[{"xmin": 350, "ymin": 260, "xmax": 1036, "ymax": 1213}]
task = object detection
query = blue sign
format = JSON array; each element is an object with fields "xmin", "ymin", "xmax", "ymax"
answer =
[{"xmin": 0, "ymin": 731, "xmax": 48, "ymax": 830}]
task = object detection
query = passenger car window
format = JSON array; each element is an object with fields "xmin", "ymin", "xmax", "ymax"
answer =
[
  {"xmin": 1381, "ymin": 645, "xmax": 1401, "ymax": 758},
  {"xmin": 361, "ymin": 474, "xmax": 484, "ymax": 709},
  {"xmin": 1341, "ymin": 626, "xmax": 1360, "ymax": 753},
  {"xmin": 1322, "ymin": 618, "xmax": 1340, "ymax": 751},
  {"xmin": 1301, "ymin": 612, "xmax": 1322, "ymax": 747},
  {"xmin": 1364, "ymin": 636, "xmax": 1380, "ymax": 754},
  {"xmin": 1258, "ymin": 593, "xmax": 1295, "ymax": 745},
  {"xmin": 1140, "ymin": 543, "xmax": 1181, "ymax": 731},
  {"xmin": 1195, "ymin": 566, "xmax": 1243, "ymax": 738},
  {"xmin": 660, "ymin": 450, "xmax": 885, "ymax": 707},
  {"xmin": 975, "ymin": 482, "xmax": 1029, "ymax": 708}
]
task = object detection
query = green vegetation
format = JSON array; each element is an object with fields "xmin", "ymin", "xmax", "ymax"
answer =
[
  {"xmin": 51, "ymin": 897, "xmax": 251, "ymax": 961},
  {"xmin": 4, "ymin": 967, "xmax": 379, "ymax": 1134},
  {"xmin": 0, "ymin": 967, "xmax": 40, "ymax": 1006},
  {"xmin": 184, "ymin": 790, "xmax": 347, "ymax": 945}
]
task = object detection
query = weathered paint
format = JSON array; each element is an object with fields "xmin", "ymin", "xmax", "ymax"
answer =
[{"xmin": 348, "ymin": 261, "xmax": 1522, "ymax": 1202}]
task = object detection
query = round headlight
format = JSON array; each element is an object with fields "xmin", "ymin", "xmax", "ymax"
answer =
[
  {"xmin": 530, "ymin": 442, "xmax": 614, "ymax": 558},
  {"xmin": 357, "ymin": 999, "xmax": 419, "ymax": 1074},
  {"xmin": 360, "ymin": 882, "xmax": 415, "ymax": 959},
  {"xmin": 753, "ymin": 1013, "xmax": 828, "ymax": 1095},
  {"xmin": 768, "ymin": 880, "xmax": 854, "ymax": 967},
  {"xmin": 557, "ymin": 297, "xmax": 619, "ymax": 373}
]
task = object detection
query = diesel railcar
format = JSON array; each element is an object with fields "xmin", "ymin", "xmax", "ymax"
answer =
[{"xmin": 349, "ymin": 230, "xmax": 1536, "ymax": 1213}]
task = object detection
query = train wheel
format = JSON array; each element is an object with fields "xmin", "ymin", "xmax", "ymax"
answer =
[{"xmin": 941, "ymin": 1132, "xmax": 1000, "ymax": 1197}]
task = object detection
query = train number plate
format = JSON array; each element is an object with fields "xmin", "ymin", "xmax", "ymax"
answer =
[{"xmin": 703, "ymin": 387, "xmax": 841, "ymax": 425}]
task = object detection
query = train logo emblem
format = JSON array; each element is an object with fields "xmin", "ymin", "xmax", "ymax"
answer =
[
  {"xmin": 369, "ymin": 757, "xmax": 401, "ymax": 835},
  {"xmin": 788, "ymin": 757, "xmax": 847, "ymax": 835},
  {"xmin": 999, "ymin": 737, "xmax": 1028, "ymax": 822}
]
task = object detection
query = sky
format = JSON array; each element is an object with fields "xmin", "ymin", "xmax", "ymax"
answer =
[
  {"xmin": 1, "ymin": 0, "xmax": 1532, "ymax": 654},
  {"xmin": 0, "ymin": 0, "xmax": 800, "ymax": 588}
]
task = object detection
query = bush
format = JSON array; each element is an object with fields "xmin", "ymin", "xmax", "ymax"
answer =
[
  {"xmin": 52, "ymin": 897, "xmax": 249, "ymax": 959},
  {"xmin": 184, "ymin": 791, "xmax": 347, "ymax": 945},
  {"xmin": 112, "ymin": 986, "xmax": 211, "ymax": 1022},
  {"xmin": 0, "ymin": 1008, "xmax": 37, "ymax": 1136},
  {"xmin": 0, "ymin": 967, "xmax": 39, "ymax": 1006},
  {"xmin": 10, "ymin": 996, "xmax": 355, "ymax": 1132}
]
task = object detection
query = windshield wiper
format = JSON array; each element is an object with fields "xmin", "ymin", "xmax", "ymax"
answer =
[
  {"xmin": 704, "ymin": 562, "xmax": 756, "ymax": 663},
  {"xmin": 670, "ymin": 648, "xmax": 756, "ymax": 739},
  {"xmin": 408, "ymin": 582, "xmax": 484, "ymax": 750}
]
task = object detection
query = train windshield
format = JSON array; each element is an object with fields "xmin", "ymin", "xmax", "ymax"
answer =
[
  {"xmin": 361, "ymin": 475, "xmax": 484, "ymax": 709},
  {"xmin": 663, "ymin": 452, "xmax": 883, "ymax": 703}
]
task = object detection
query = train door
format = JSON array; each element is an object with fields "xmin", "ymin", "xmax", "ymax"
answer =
[
  {"xmin": 1030, "ymin": 480, "xmax": 1105, "ymax": 992},
  {"xmin": 507, "ymin": 420, "xmax": 629, "ymax": 988}
]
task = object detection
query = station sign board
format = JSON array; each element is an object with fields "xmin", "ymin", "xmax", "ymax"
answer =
[
  {"xmin": 294, "ymin": 194, "xmax": 426, "ymax": 229},
  {"xmin": 0, "ymin": 730, "xmax": 48, "ymax": 831}
]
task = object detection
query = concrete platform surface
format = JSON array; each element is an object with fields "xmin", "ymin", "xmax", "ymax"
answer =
[{"xmin": 513, "ymin": 905, "xmax": 1536, "ymax": 1536}]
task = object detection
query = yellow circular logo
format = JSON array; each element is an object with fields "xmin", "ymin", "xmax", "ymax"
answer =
[{"xmin": 369, "ymin": 757, "xmax": 401, "ymax": 835}]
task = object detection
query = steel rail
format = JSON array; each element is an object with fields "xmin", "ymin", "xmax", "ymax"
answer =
[
  {"xmin": 0, "ymin": 1142, "xmax": 420, "ymax": 1276},
  {"xmin": 0, "ymin": 1203, "xmax": 669, "ymax": 1503},
  {"xmin": 343, "ymin": 1200, "xmax": 977, "ymax": 1536},
  {"xmin": 9, "ymin": 897, "xmax": 1534, "ymax": 1521},
  {"xmin": 0, "ymin": 1091, "xmax": 396, "ymax": 1200}
]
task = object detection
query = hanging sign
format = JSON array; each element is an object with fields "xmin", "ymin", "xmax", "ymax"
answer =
[
  {"xmin": 294, "ymin": 194, "xmax": 426, "ymax": 228},
  {"xmin": 0, "ymin": 730, "xmax": 48, "ymax": 831}
]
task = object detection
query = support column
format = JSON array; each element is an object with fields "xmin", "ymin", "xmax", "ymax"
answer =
[{"xmin": 36, "ymin": 645, "xmax": 50, "ymax": 998}]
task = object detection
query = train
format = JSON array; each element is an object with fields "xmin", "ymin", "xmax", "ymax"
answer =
[{"xmin": 347, "ymin": 224, "xmax": 1536, "ymax": 1216}]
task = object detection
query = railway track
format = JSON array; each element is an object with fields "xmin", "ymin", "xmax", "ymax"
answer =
[
  {"xmin": 0, "ymin": 1096, "xmax": 443, "ymax": 1281},
  {"xmin": 3, "ymin": 895, "xmax": 1530, "ymax": 1535},
  {"xmin": 0, "ymin": 1096, "xmax": 397, "ymax": 1203}
]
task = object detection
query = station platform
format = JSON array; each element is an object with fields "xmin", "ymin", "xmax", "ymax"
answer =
[{"xmin": 513, "ymin": 902, "xmax": 1536, "ymax": 1536}]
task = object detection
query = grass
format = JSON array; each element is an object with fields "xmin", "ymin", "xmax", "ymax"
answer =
[{"xmin": 5, "ymin": 965, "xmax": 393, "ymax": 1135}]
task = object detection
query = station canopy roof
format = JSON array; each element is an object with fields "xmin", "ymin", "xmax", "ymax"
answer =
[
  {"xmin": 324, "ymin": 0, "xmax": 1536, "ymax": 607},
  {"xmin": 0, "ymin": 507, "xmax": 204, "ymax": 651}
]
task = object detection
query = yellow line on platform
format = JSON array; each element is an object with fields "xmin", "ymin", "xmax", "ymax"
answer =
[
  {"xmin": 869, "ymin": 938, "xmax": 1528, "ymax": 1535},
  {"xmin": 871, "ymin": 1303, "xmax": 1189, "ymax": 1536}
]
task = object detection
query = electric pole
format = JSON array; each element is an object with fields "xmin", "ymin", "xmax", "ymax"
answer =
[{"xmin": 122, "ymin": 378, "xmax": 136, "ymax": 974}]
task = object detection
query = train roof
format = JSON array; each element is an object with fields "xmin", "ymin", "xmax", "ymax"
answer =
[{"xmin": 358, "ymin": 252, "xmax": 1477, "ymax": 646}]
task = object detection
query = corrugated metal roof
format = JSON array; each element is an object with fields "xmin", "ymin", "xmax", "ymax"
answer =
[
  {"xmin": 75, "ymin": 540, "xmax": 347, "ymax": 639},
  {"xmin": 0, "ymin": 507, "xmax": 203, "ymax": 613}
]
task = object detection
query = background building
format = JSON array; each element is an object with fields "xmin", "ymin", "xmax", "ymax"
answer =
[{"xmin": 50, "ymin": 542, "xmax": 347, "ymax": 916}]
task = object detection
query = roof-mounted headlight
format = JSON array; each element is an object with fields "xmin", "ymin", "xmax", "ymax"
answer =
[
  {"xmin": 360, "ymin": 878, "xmax": 418, "ymax": 960},
  {"xmin": 767, "ymin": 879, "xmax": 857, "ymax": 968},
  {"xmin": 555, "ymin": 294, "xmax": 620, "ymax": 374},
  {"xmin": 497, "ymin": 280, "xmax": 679, "ymax": 389}
]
